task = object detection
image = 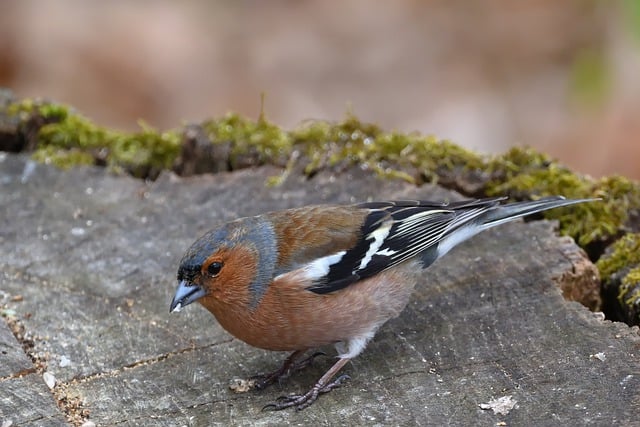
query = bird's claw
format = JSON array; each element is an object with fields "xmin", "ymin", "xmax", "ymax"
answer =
[
  {"xmin": 252, "ymin": 351, "xmax": 327, "ymax": 390},
  {"xmin": 261, "ymin": 374, "xmax": 351, "ymax": 411}
]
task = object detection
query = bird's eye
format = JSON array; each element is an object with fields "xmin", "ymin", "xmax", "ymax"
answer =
[{"xmin": 207, "ymin": 261, "xmax": 223, "ymax": 277}]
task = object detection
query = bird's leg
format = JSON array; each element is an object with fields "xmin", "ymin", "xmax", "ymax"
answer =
[
  {"xmin": 263, "ymin": 357, "xmax": 351, "ymax": 411},
  {"xmin": 252, "ymin": 350, "xmax": 326, "ymax": 390}
]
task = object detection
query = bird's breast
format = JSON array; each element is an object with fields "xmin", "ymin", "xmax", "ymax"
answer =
[{"xmin": 201, "ymin": 260, "xmax": 422, "ymax": 352}]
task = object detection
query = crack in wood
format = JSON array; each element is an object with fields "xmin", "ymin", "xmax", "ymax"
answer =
[{"xmin": 0, "ymin": 367, "xmax": 38, "ymax": 382}]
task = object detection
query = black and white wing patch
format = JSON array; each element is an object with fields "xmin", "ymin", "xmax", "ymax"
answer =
[{"xmin": 306, "ymin": 199, "xmax": 502, "ymax": 294}]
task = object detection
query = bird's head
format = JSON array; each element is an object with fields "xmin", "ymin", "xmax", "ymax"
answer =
[{"xmin": 170, "ymin": 216, "xmax": 277, "ymax": 313}]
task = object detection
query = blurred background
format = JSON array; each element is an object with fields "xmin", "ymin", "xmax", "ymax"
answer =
[{"xmin": 1, "ymin": 0, "xmax": 638, "ymax": 178}]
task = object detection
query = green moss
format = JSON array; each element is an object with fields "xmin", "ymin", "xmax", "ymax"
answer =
[
  {"xmin": 4, "ymin": 98, "xmax": 638, "ymax": 249},
  {"xmin": 291, "ymin": 113, "xmax": 484, "ymax": 184},
  {"xmin": 371, "ymin": 133, "xmax": 485, "ymax": 182},
  {"xmin": 38, "ymin": 111, "xmax": 112, "ymax": 150},
  {"xmin": 485, "ymin": 147, "xmax": 639, "ymax": 245},
  {"xmin": 109, "ymin": 122, "xmax": 181, "ymax": 178},
  {"xmin": 596, "ymin": 233, "xmax": 640, "ymax": 279},
  {"xmin": 31, "ymin": 146, "xmax": 95, "ymax": 169},
  {"xmin": 621, "ymin": 267, "xmax": 640, "ymax": 300},
  {"xmin": 6, "ymin": 98, "xmax": 37, "ymax": 116},
  {"xmin": 619, "ymin": 266, "xmax": 640, "ymax": 324},
  {"xmin": 623, "ymin": 267, "xmax": 640, "ymax": 285},
  {"xmin": 38, "ymin": 103, "xmax": 70, "ymax": 121},
  {"xmin": 595, "ymin": 234, "xmax": 640, "ymax": 324},
  {"xmin": 291, "ymin": 113, "xmax": 384, "ymax": 175},
  {"xmin": 6, "ymin": 100, "xmax": 182, "ymax": 178},
  {"xmin": 202, "ymin": 112, "xmax": 292, "ymax": 168}
]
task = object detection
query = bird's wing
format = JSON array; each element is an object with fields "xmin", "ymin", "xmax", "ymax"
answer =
[{"xmin": 304, "ymin": 198, "xmax": 505, "ymax": 294}]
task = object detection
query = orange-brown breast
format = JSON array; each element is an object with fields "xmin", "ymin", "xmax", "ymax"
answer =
[{"xmin": 203, "ymin": 259, "xmax": 423, "ymax": 352}]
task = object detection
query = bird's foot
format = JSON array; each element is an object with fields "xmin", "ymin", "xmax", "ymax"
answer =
[
  {"xmin": 262, "ymin": 374, "xmax": 350, "ymax": 411},
  {"xmin": 252, "ymin": 351, "xmax": 326, "ymax": 390}
]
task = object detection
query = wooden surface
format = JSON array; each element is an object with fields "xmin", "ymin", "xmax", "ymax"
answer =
[{"xmin": 1, "ymin": 153, "xmax": 639, "ymax": 426}]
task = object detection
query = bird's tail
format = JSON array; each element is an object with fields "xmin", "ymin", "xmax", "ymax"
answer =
[
  {"xmin": 431, "ymin": 196, "xmax": 597, "ymax": 262},
  {"xmin": 477, "ymin": 196, "xmax": 595, "ymax": 231}
]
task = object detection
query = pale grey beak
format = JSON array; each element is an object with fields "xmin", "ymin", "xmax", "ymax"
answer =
[{"xmin": 170, "ymin": 280, "xmax": 206, "ymax": 313}]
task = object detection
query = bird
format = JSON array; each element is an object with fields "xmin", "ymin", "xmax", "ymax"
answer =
[{"xmin": 170, "ymin": 195, "xmax": 594, "ymax": 410}]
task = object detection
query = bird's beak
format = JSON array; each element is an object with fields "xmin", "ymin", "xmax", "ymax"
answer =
[{"xmin": 170, "ymin": 280, "xmax": 207, "ymax": 313}]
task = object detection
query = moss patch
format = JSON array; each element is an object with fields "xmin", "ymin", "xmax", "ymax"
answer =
[
  {"xmin": 596, "ymin": 233, "xmax": 640, "ymax": 279},
  {"xmin": 486, "ymin": 148, "xmax": 640, "ymax": 246},
  {"xmin": 202, "ymin": 112, "xmax": 291, "ymax": 169},
  {"xmin": 596, "ymin": 233, "xmax": 640, "ymax": 324},
  {"xmin": 621, "ymin": 267, "xmax": 640, "ymax": 316},
  {"xmin": 291, "ymin": 114, "xmax": 485, "ymax": 184},
  {"xmin": 3, "ymin": 98, "xmax": 639, "ymax": 250},
  {"xmin": 9, "ymin": 99, "xmax": 182, "ymax": 178}
]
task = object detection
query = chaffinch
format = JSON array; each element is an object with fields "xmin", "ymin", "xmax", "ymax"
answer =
[{"xmin": 170, "ymin": 196, "xmax": 593, "ymax": 410}]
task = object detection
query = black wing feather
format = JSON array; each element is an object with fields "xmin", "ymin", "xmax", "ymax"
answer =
[
  {"xmin": 307, "ymin": 209, "xmax": 388, "ymax": 294},
  {"xmin": 308, "ymin": 199, "xmax": 503, "ymax": 294}
]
